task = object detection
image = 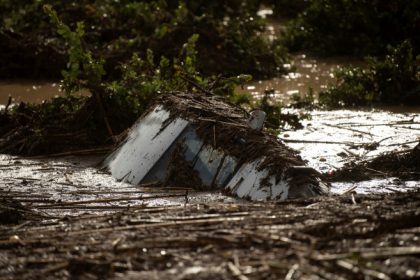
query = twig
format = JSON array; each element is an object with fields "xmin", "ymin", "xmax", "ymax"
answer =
[
  {"xmin": 4, "ymin": 95, "xmax": 12, "ymax": 113},
  {"xmin": 227, "ymin": 262, "xmax": 249, "ymax": 280},
  {"xmin": 36, "ymin": 194, "xmax": 187, "ymax": 208},
  {"xmin": 66, "ymin": 216, "xmax": 245, "ymax": 236},
  {"xmin": 336, "ymin": 260, "xmax": 391, "ymax": 280},
  {"xmin": 284, "ymin": 264, "xmax": 299, "ymax": 280},
  {"xmin": 213, "ymin": 125, "xmax": 216, "ymax": 147},
  {"xmin": 180, "ymin": 75, "xmax": 212, "ymax": 95},
  {"xmin": 93, "ymin": 91, "xmax": 115, "ymax": 142},
  {"xmin": 351, "ymin": 193, "xmax": 357, "ymax": 205},
  {"xmin": 197, "ymin": 117, "xmax": 248, "ymax": 128},
  {"xmin": 40, "ymin": 262, "xmax": 69, "ymax": 275},
  {"xmin": 365, "ymin": 167, "xmax": 388, "ymax": 176},
  {"xmin": 387, "ymin": 140, "xmax": 419, "ymax": 147},
  {"xmin": 313, "ymin": 246, "xmax": 420, "ymax": 261},
  {"xmin": 340, "ymin": 185, "xmax": 357, "ymax": 195},
  {"xmin": 323, "ymin": 123, "xmax": 375, "ymax": 137},
  {"xmin": 27, "ymin": 146, "xmax": 112, "ymax": 158},
  {"xmin": 279, "ymin": 139, "xmax": 366, "ymax": 145}
]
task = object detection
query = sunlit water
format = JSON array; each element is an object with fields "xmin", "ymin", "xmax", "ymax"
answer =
[
  {"xmin": 237, "ymin": 54, "xmax": 362, "ymax": 105},
  {"xmin": 0, "ymin": 81, "xmax": 89, "ymax": 106},
  {"xmin": 0, "ymin": 81, "xmax": 63, "ymax": 105},
  {"xmin": 0, "ymin": 152, "xmax": 417, "ymax": 218},
  {"xmin": 0, "ymin": 154, "xmax": 238, "ymax": 216}
]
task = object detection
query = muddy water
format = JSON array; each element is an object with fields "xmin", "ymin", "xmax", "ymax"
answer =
[
  {"xmin": 0, "ymin": 154, "xmax": 239, "ymax": 217},
  {"xmin": 0, "ymin": 81, "xmax": 63, "ymax": 105},
  {"xmin": 283, "ymin": 109, "xmax": 420, "ymax": 171},
  {"xmin": 237, "ymin": 54, "xmax": 362, "ymax": 105},
  {"xmin": 0, "ymin": 152, "xmax": 417, "ymax": 219},
  {"xmin": 237, "ymin": 11, "xmax": 363, "ymax": 105},
  {"xmin": 0, "ymin": 81, "xmax": 89, "ymax": 106}
]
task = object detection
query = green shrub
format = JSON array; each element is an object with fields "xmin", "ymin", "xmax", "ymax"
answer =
[
  {"xmin": 282, "ymin": 0, "xmax": 420, "ymax": 57},
  {"xmin": 319, "ymin": 41, "xmax": 420, "ymax": 107},
  {"xmin": 0, "ymin": 0, "xmax": 287, "ymax": 79}
]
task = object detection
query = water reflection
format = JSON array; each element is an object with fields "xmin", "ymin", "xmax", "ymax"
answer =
[
  {"xmin": 237, "ymin": 54, "xmax": 362, "ymax": 105},
  {"xmin": 0, "ymin": 81, "xmax": 62, "ymax": 104},
  {"xmin": 0, "ymin": 81, "xmax": 88, "ymax": 105}
]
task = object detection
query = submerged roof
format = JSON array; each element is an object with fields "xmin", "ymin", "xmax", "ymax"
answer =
[{"xmin": 104, "ymin": 92, "xmax": 329, "ymax": 201}]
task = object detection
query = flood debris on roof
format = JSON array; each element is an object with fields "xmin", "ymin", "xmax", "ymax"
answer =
[{"xmin": 103, "ymin": 92, "xmax": 329, "ymax": 201}]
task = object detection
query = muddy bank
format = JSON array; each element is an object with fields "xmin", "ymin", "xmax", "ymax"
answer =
[{"xmin": 1, "ymin": 188, "xmax": 419, "ymax": 279}]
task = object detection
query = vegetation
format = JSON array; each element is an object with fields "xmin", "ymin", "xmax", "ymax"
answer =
[
  {"xmin": 268, "ymin": 0, "xmax": 310, "ymax": 19},
  {"xmin": 0, "ymin": 0, "xmax": 287, "ymax": 79},
  {"xmin": 319, "ymin": 41, "xmax": 420, "ymax": 107},
  {"xmin": 282, "ymin": 0, "xmax": 420, "ymax": 57},
  {"xmin": 0, "ymin": 4, "xmax": 286, "ymax": 155},
  {"xmin": 267, "ymin": 0, "xmax": 420, "ymax": 108}
]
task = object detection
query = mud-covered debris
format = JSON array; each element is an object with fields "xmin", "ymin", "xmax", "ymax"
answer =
[
  {"xmin": 330, "ymin": 141, "xmax": 420, "ymax": 182},
  {"xmin": 0, "ymin": 198, "xmax": 32, "ymax": 224},
  {"xmin": 1, "ymin": 190, "xmax": 420, "ymax": 280}
]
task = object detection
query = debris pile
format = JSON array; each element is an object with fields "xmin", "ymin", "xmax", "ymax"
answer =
[
  {"xmin": 1, "ymin": 190, "xmax": 419, "ymax": 280},
  {"xmin": 331, "ymin": 141, "xmax": 420, "ymax": 181}
]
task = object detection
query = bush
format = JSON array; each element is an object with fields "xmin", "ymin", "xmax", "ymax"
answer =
[
  {"xmin": 0, "ymin": 0, "xmax": 287, "ymax": 79},
  {"xmin": 319, "ymin": 41, "xmax": 420, "ymax": 107},
  {"xmin": 282, "ymin": 0, "xmax": 420, "ymax": 57},
  {"xmin": 0, "ymin": 7, "xmax": 288, "ymax": 155}
]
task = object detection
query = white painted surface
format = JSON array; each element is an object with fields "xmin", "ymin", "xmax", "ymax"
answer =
[
  {"xmin": 106, "ymin": 106, "xmax": 188, "ymax": 184},
  {"xmin": 225, "ymin": 159, "xmax": 289, "ymax": 201}
]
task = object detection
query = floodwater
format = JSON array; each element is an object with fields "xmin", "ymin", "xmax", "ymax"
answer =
[
  {"xmin": 283, "ymin": 109, "xmax": 420, "ymax": 194},
  {"xmin": 237, "ymin": 54, "xmax": 362, "ymax": 105},
  {"xmin": 0, "ymin": 81, "xmax": 88, "ymax": 106},
  {"xmin": 0, "ymin": 12, "xmax": 419, "ymax": 208},
  {"xmin": 0, "ymin": 146, "xmax": 418, "ymax": 218},
  {"xmin": 0, "ymin": 81, "xmax": 63, "ymax": 105},
  {"xmin": 0, "ymin": 154, "xmax": 238, "ymax": 217}
]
